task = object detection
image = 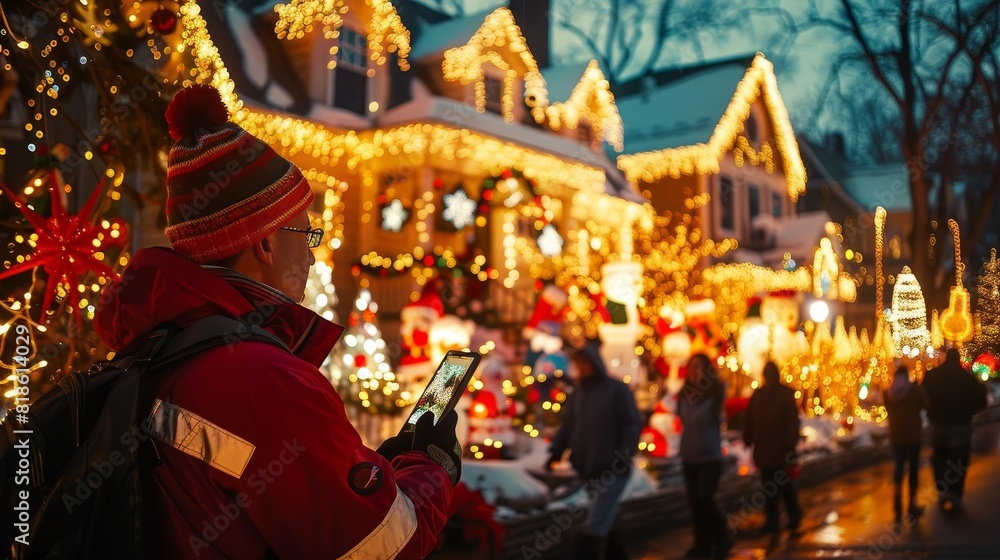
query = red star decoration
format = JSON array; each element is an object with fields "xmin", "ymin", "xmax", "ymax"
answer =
[{"xmin": 1, "ymin": 172, "xmax": 123, "ymax": 325}]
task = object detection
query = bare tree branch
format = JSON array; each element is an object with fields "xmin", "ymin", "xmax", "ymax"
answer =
[
  {"xmin": 839, "ymin": 0, "xmax": 906, "ymax": 108},
  {"xmin": 641, "ymin": 0, "xmax": 675, "ymax": 75}
]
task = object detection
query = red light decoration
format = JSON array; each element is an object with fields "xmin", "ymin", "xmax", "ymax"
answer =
[{"xmin": 0, "ymin": 177, "xmax": 122, "ymax": 325}]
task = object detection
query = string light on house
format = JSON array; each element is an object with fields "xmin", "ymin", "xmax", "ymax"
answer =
[
  {"xmin": 178, "ymin": 4, "xmax": 606, "ymax": 190},
  {"xmin": 617, "ymin": 53, "xmax": 807, "ymax": 201},
  {"xmin": 273, "ymin": 0, "xmax": 410, "ymax": 72},
  {"xmin": 541, "ymin": 60, "xmax": 624, "ymax": 150},
  {"xmin": 441, "ymin": 7, "xmax": 548, "ymax": 123}
]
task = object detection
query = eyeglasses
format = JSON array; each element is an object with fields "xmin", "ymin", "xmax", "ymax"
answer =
[{"xmin": 280, "ymin": 226, "xmax": 324, "ymax": 249}]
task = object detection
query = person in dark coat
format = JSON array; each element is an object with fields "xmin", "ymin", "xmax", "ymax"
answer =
[
  {"xmin": 744, "ymin": 362, "xmax": 802, "ymax": 540},
  {"xmin": 883, "ymin": 364, "xmax": 926, "ymax": 520},
  {"xmin": 548, "ymin": 341, "xmax": 641, "ymax": 560},
  {"xmin": 921, "ymin": 348, "xmax": 988, "ymax": 511},
  {"xmin": 677, "ymin": 354, "xmax": 733, "ymax": 560}
]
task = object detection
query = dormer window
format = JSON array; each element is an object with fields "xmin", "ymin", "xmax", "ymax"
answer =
[{"xmin": 329, "ymin": 27, "xmax": 368, "ymax": 115}]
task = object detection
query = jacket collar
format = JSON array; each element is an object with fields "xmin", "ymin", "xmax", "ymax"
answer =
[
  {"xmin": 94, "ymin": 247, "xmax": 343, "ymax": 370},
  {"xmin": 201, "ymin": 266, "xmax": 344, "ymax": 368}
]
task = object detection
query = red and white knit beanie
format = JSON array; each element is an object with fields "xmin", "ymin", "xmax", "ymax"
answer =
[{"xmin": 163, "ymin": 85, "xmax": 313, "ymax": 263}]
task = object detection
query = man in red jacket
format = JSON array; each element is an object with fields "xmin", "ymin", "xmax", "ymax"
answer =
[{"xmin": 94, "ymin": 85, "xmax": 458, "ymax": 559}]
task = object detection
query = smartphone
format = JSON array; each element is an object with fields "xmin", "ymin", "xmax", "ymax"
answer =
[{"xmin": 400, "ymin": 350, "xmax": 481, "ymax": 433}]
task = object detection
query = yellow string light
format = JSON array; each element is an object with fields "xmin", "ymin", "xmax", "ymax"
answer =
[
  {"xmin": 442, "ymin": 7, "xmax": 547, "ymax": 123},
  {"xmin": 179, "ymin": 2, "xmax": 607, "ymax": 195},
  {"xmin": 617, "ymin": 53, "xmax": 807, "ymax": 202},
  {"xmin": 875, "ymin": 206, "xmax": 886, "ymax": 318},
  {"xmin": 541, "ymin": 60, "xmax": 623, "ymax": 150},
  {"xmin": 273, "ymin": 0, "xmax": 410, "ymax": 72},
  {"xmin": 702, "ymin": 261, "xmax": 856, "ymax": 338}
]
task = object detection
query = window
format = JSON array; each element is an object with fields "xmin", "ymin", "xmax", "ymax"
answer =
[
  {"xmin": 749, "ymin": 184, "xmax": 760, "ymax": 219},
  {"xmin": 484, "ymin": 74, "xmax": 503, "ymax": 114},
  {"xmin": 330, "ymin": 27, "xmax": 368, "ymax": 115},
  {"xmin": 337, "ymin": 28, "xmax": 367, "ymax": 69},
  {"xmin": 772, "ymin": 193, "xmax": 782, "ymax": 217},
  {"xmin": 719, "ymin": 176, "xmax": 735, "ymax": 231}
]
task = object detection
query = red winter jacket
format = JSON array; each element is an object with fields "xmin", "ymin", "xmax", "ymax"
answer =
[{"xmin": 94, "ymin": 247, "xmax": 452, "ymax": 559}]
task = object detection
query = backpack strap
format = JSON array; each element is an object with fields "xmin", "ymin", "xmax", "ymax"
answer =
[{"xmin": 142, "ymin": 315, "xmax": 290, "ymax": 371}]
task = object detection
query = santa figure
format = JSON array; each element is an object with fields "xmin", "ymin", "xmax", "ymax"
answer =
[
  {"xmin": 640, "ymin": 397, "xmax": 682, "ymax": 459},
  {"xmin": 684, "ymin": 297, "xmax": 728, "ymax": 360},
  {"xmin": 523, "ymin": 284, "xmax": 568, "ymax": 368},
  {"xmin": 464, "ymin": 355, "xmax": 517, "ymax": 458},
  {"xmin": 428, "ymin": 314, "xmax": 476, "ymax": 364},
  {"xmin": 760, "ymin": 290, "xmax": 805, "ymax": 367},
  {"xmin": 397, "ymin": 283, "xmax": 444, "ymax": 386},
  {"xmin": 653, "ymin": 306, "xmax": 692, "ymax": 395}
]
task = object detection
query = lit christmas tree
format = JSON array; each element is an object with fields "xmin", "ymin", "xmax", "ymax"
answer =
[
  {"xmin": 890, "ymin": 266, "xmax": 930, "ymax": 357},
  {"xmin": 336, "ymin": 289, "xmax": 404, "ymax": 416},
  {"xmin": 971, "ymin": 249, "xmax": 1000, "ymax": 355},
  {"xmin": 302, "ymin": 261, "xmax": 343, "ymax": 389}
]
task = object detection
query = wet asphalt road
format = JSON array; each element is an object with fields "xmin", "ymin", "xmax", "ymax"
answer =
[{"xmin": 631, "ymin": 420, "xmax": 1000, "ymax": 560}]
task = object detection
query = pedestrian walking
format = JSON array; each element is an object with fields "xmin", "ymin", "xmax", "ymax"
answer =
[
  {"xmin": 548, "ymin": 341, "xmax": 642, "ymax": 560},
  {"xmin": 743, "ymin": 362, "xmax": 802, "ymax": 542},
  {"xmin": 677, "ymin": 354, "xmax": 734, "ymax": 560},
  {"xmin": 921, "ymin": 348, "xmax": 988, "ymax": 512},
  {"xmin": 883, "ymin": 363, "xmax": 926, "ymax": 520}
]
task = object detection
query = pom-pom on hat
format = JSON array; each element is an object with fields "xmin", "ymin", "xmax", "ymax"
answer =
[{"xmin": 163, "ymin": 85, "xmax": 313, "ymax": 263}]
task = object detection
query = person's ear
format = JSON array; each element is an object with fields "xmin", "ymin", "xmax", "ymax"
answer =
[{"xmin": 252, "ymin": 235, "xmax": 276, "ymax": 267}]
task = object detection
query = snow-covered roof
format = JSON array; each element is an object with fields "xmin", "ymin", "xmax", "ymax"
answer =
[
  {"xmin": 841, "ymin": 164, "xmax": 911, "ymax": 212},
  {"xmin": 378, "ymin": 92, "xmax": 606, "ymax": 167},
  {"xmin": 761, "ymin": 211, "xmax": 838, "ymax": 266},
  {"xmin": 409, "ymin": 8, "xmax": 494, "ymax": 59},
  {"xmin": 616, "ymin": 54, "xmax": 807, "ymax": 202},
  {"xmin": 616, "ymin": 62, "xmax": 748, "ymax": 155}
]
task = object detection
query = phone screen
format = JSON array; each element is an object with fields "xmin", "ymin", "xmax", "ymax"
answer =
[{"xmin": 406, "ymin": 353, "xmax": 478, "ymax": 426}]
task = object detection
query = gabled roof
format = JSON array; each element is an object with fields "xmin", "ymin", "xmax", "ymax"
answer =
[
  {"xmin": 616, "ymin": 53, "xmax": 807, "ymax": 202},
  {"xmin": 440, "ymin": 7, "xmax": 547, "ymax": 122},
  {"xmin": 409, "ymin": 8, "xmax": 495, "ymax": 59},
  {"xmin": 541, "ymin": 60, "xmax": 623, "ymax": 151}
]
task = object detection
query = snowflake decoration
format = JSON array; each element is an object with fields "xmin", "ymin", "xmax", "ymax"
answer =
[
  {"xmin": 537, "ymin": 224, "xmax": 564, "ymax": 257},
  {"xmin": 442, "ymin": 188, "xmax": 477, "ymax": 229},
  {"xmin": 381, "ymin": 198, "xmax": 409, "ymax": 232}
]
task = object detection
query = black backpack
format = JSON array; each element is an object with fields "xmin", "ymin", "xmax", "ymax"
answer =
[{"xmin": 1, "ymin": 315, "xmax": 288, "ymax": 560}]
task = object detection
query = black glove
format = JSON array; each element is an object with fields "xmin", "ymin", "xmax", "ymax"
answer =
[
  {"xmin": 375, "ymin": 429, "xmax": 413, "ymax": 463},
  {"xmin": 412, "ymin": 410, "xmax": 462, "ymax": 486}
]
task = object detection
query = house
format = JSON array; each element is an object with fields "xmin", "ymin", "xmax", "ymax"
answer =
[
  {"xmin": 174, "ymin": 0, "xmax": 649, "ymax": 345},
  {"xmin": 615, "ymin": 53, "xmax": 825, "ymax": 270}
]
